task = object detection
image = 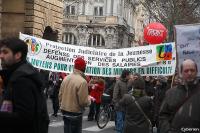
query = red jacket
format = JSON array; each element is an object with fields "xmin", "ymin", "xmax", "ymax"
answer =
[{"xmin": 89, "ymin": 82, "xmax": 104, "ymax": 104}]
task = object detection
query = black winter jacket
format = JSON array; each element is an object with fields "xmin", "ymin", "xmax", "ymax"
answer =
[
  {"xmin": 119, "ymin": 94, "xmax": 153, "ymax": 133},
  {"xmin": 159, "ymin": 81, "xmax": 200, "ymax": 133},
  {"xmin": 0, "ymin": 61, "xmax": 49, "ymax": 133}
]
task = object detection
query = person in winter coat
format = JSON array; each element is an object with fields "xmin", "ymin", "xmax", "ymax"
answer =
[
  {"xmin": 145, "ymin": 76, "xmax": 155, "ymax": 97},
  {"xmin": 59, "ymin": 57, "xmax": 91, "ymax": 133},
  {"xmin": 0, "ymin": 75, "xmax": 3, "ymax": 106},
  {"xmin": 39, "ymin": 69, "xmax": 49, "ymax": 98},
  {"xmin": 159, "ymin": 59, "xmax": 200, "ymax": 133},
  {"xmin": 153, "ymin": 75, "xmax": 168, "ymax": 130},
  {"xmin": 0, "ymin": 38, "xmax": 49, "ymax": 133},
  {"xmin": 104, "ymin": 77, "xmax": 116, "ymax": 99},
  {"xmin": 113, "ymin": 69, "xmax": 131, "ymax": 133},
  {"xmin": 119, "ymin": 76, "xmax": 154, "ymax": 133},
  {"xmin": 88, "ymin": 77, "xmax": 105, "ymax": 121},
  {"xmin": 50, "ymin": 77, "xmax": 62, "ymax": 117},
  {"xmin": 131, "ymin": 74, "xmax": 145, "ymax": 98}
]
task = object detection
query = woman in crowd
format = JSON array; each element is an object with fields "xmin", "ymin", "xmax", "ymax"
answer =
[
  {"xmin": 118, "ymin": 75, "xmax": 154, "ymax": 133},
  {"xmin": 88, "ymin": 77, "xmax": 105, "ymax": 121}
]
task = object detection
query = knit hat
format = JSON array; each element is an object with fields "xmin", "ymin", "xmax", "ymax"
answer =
[
  {"xmin": 133, "ymin": 77, "xmax": 145, "ymax": 90},
  {"xmin": 74, "ymin": 57, "xmax": 86, "ymax": 71},
  {"xmin": 132, "ymin": 77, "xmax": 145, "ymax": 98}
]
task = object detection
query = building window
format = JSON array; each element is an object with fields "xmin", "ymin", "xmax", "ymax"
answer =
[
  {"xmin": 63, "ymin": 33, "xmax": 77, "ymax": 45},
  {"xmin": 94, "ymin": 7, "xmax": 103, "ymax": 16},
  {"xmin": 65, "ymin": 6, "xmax": 76, "ymax": 15},
  {"xmin": 88, "ymin": 34, "xmax": 105, "ymax": 47},
  {"xmin": 95, "ymin": 0, "xmax": 104, "ymax": 3}
]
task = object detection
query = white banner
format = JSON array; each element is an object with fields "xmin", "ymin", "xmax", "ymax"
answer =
[
  {"xmin": 20, "ymin": 33, "xmax": 176, "ymax": 77},
  {"xmin": 175, "ymin": 24, "xmax": 200, "ymax": 77}
]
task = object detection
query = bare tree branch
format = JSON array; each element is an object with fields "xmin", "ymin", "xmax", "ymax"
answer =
[{"xmin": 140, "ymin": 0, "xmax": 200, "ymax": 41}]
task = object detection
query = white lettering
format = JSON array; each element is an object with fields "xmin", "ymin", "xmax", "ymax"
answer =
[{"xmin": 147, "ymin": 29, "xmax": 164, "ymax": 37}]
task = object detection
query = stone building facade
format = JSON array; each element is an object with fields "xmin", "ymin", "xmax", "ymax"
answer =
[
  {"xmin": 0, "ymin": 0, "xmax": 63, "ymax": 39},
  {"xmin": 63, "ymin": 0, "xmax": 137, "ymax": 48},
  {"xmin": 132, "ymin": 2, "xmax": 149, "ymax": 46}
]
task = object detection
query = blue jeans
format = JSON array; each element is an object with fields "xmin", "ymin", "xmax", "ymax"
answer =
[
  {"xmin": 116, "ymin": 111, "xmax": 125, "ymax": 133},
  {"xmin": 62, "ymin": 110, "xmax": 82, "ymax": 133}
]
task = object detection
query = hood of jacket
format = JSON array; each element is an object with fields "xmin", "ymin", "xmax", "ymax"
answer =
[{"xmin": 4, "ymin": 61, "xmax": 44, "ymax": 91}]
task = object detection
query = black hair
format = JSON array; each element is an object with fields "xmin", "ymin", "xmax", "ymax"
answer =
[
  {"xmin": 0, "ymin": 38, "xmax": 28, "ymax": 61},
  {"xmin": 121, "ymin": 69, "xmax": 131, "ymax": 79},
  {"xmin": 180, "ymin": 59, "xmax": 198, "ymax": 73}
]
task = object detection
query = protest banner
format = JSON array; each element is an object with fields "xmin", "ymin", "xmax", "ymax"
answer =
[
  {"xmin": 20, "ymin": 33, "xmax": 176, "ymax": 77},
  {"xmin": 175, "ymin": 24, "xmax": 200, "ymax": 77}
]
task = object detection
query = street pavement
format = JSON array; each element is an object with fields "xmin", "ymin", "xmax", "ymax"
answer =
[{"xmin": 47, "ymin": 99, "xmax": 115, "ymax": 133}]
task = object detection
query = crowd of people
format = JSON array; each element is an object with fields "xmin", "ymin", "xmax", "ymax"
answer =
[{"xmin": 0, "ymin": 37, "xmax": 199, "ymax": 133}]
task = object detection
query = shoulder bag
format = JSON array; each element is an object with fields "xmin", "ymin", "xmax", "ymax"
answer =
[{"xmin": 132, "ymin": 96, "xmax": 153, "ymax": 133}]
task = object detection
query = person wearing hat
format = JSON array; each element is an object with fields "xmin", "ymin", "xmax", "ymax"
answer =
[
  {"xmin": 131, "ymin": 74, "xmax": 146, "ymax": 98},
  {"xmin": 59, "ymin": 57, "xmax": 91, "ymax": 133},
  {"xmin": 118, "ymin": 76, "xmax": 154, "ymax": 133}
]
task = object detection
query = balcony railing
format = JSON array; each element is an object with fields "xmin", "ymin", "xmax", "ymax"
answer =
[
  {"xmin": 86, "ymin": 16, "xmax": 106, "ymax": 22},
  {"xmin": 93, "ymin": 16, "xmax": 106, "ymax": 21},
  {"xmin": 64, "ymin": 15, "xmax": 78, "ymax": 20}
]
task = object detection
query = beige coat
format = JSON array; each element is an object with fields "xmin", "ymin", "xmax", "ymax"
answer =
[{"xmin": 59, "ymin": 69, "xmax": 90, "ymax": 113}]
